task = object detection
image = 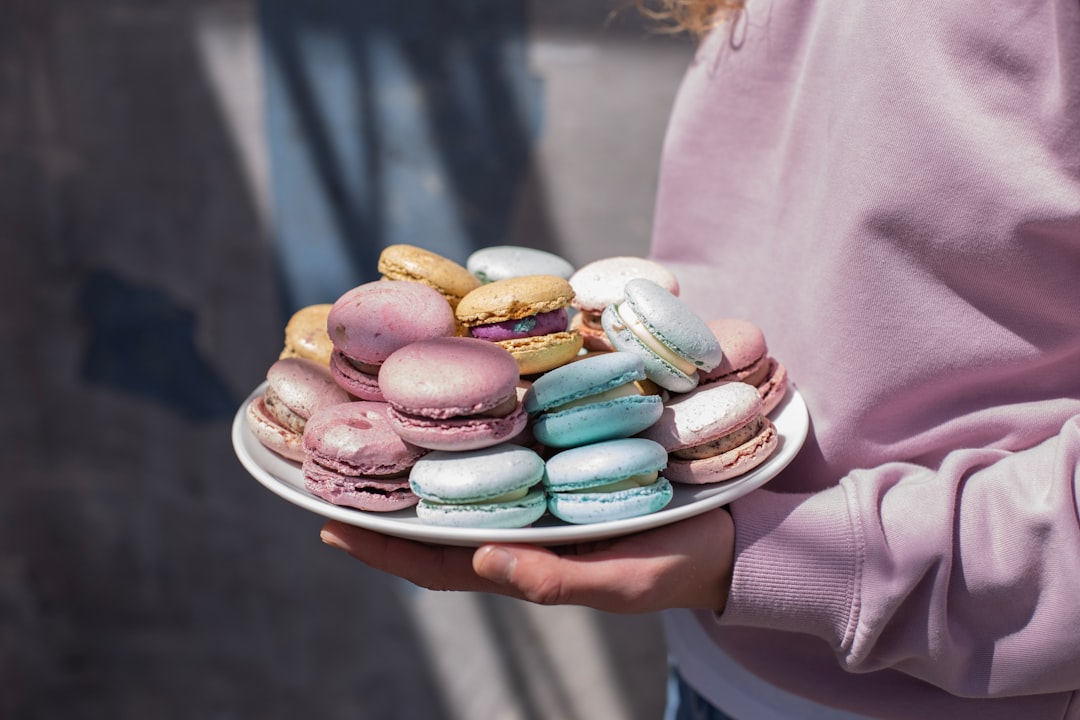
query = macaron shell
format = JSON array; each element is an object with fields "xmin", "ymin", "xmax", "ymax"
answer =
[
  {"xmin": 699, "ymin": 355, "xmax": 789, "ymax": 418},
  {"xmin": 377, "ymin": 244, "xmax": 481, "ymax": 306},
  {"xmin": 303, "ymin": 459, "xmax": 418, "ymax": 512},
  {"xmin": 524, "ymin": 351, "xmax": 663, "ymax": 447},
  {"xmin": 621, "ymin": 278, "xmax": 723, "ymax": 372},
  {"xmin": 602, "ymin": 305, "xmax": 698, "ymax": 393},
  {"xmin": 303, "ymin": 401, "xmax": 428, "ymax": 476},
  {"xmin": 544, "ymin": 438, "xmax": 668, "ymax": 492},
  {"xmin": 525, "ymin": 351, "xmax": 648, "ymax": 412},
  {"xmin": 700, "ymin": 318, "xmax": 768, "ymax": 383},
  {"xmin": 245, "ymin": 396, "xmax": 305, "ymax": 462},
  {"xmin": 280, "ymin": 304, "xmax": 335, "ymax": 365},
  {"xmin": 496, "ymin": 331, "xmax": 583, "ymax": 376},
  {"xmin": 663, "ymin": 418, "xmax": 778, "ymax": 485},
  {"xmin": 408, "ymin": 444, "xmax": 545, "ymax": 503},
  {"xmin": 455, "ymin": 275, "xmax": 575, "ymax": 326},
  {"xmin": 388, "ymin": 402, "xmax": 528, "ymax": 452},
  {"xmin": 267, "ymin": 357, "xmax": 350, "ymax": 419},
  {"xmin": 328, "ymin": 280, "xmax": 456, "ymax": 364},
  {"xmin": 467, "ymin": 246, "xmax": 575, "ymax": 283},
  {"xmin": 416, "ymin": 488, "xmax": 547, "ymax": 528},
  {"xmin": 329, "ymin": 351, "xmax": 384, "ymax": 401},
  {"xmin": 379, "ymin": 337, "xmax": 521, "ymax": 418},
  {"xmin": 638, "ymin": 381, "xmax": 764, "ymax": 451},
  {"xmin": 246, "ymin": 358, "xmax": 351, "ymax": 461},
  {"xmin": 703, "ymin": 355, "xmax": 770, "ymax": 388},
  {"xmin": 547, "ymin": 477, "xmax": 673, "ymax": 525},
  {"xmin": 569, "ymin": 256, "xmax": 680, "ymax": 313},
  {"xmin": 301, "ymin": 401, "xmax": 427, "ymax": 511},
  {"xmin": 759, "ymin": 358, "xmax": 789, "ymax": 416},
  {"xmin": 532, "ymin": 394, "xmax": 663, "ymax": 448}
]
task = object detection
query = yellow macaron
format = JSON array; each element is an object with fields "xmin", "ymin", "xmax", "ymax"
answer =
[
  {"xmin": 279, "ymin": 304, "xmax": 335, "ymax": 365},
  {"xmin": 455, "ymin": 274, "xmax": 583, "ymax": 376},
  {"xmin": 377, "ymin": 244, "xmax": 481, "ymax": 310}
]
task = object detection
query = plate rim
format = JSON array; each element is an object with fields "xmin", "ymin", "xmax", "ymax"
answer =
[{"xmin": 232, "ymin": 382, "xmax": 809, "ymax": 547}]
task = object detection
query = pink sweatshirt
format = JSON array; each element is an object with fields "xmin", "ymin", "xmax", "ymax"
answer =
[{"xmin": 650, "ymin": 1, "xmax": 1080, "ymax": 718}]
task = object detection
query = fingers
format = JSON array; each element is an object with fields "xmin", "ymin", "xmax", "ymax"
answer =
[
  {"xmin": 474, "ymin": 507, "xmax": 735, "ymax": 613},
  {"xmin": 474, "ymin": 543, "xmax": 665, "ymax": 612},
  {"xmin": 320, "ymin": 520, "xmax": 497, "ymax": 594},
  {"xmin": 321, "ymin": 507, "xmax": 735, "ymax": 613}
]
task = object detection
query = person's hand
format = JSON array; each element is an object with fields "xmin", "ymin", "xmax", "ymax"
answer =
[{"xmin": 319, "ymin": 506, "xmax": 735, "ymax": 614}]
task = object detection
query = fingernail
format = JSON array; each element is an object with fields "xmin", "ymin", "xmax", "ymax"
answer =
[
  {"xmin": 320, "ymin": 528, "xmax": 347, "ymax": 551},
  {"xmin": 478, "ymin": 547, "xmax": 516, "ymax": 585}
]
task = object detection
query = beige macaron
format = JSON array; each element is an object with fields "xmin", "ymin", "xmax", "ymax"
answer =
[
  {"xmin": 279, "ymin": 304, "xmax": 335, "ymax": 365},
  {"xmin": 377, "ymin": 244, "xmax": 481, "ymax": 310}
]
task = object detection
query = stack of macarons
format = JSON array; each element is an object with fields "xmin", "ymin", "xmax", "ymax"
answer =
[
  {"xmin": 569, "ymin": 256, "xmax": 679, "ymax": 352},
  {"xmin": 378, "ymin": 336, "xmax": 529, "ymax": 452},
  {"xmin": 522, "ymin": 351, "xmax": 674, "ymax": 524},
  {"xmin": 375, "ymin": 336, "xmax": 552, "ymax": 527},
  {"xmin": 244, "ymin": 243, "xmax": 792, "ymax": 527},
  {"xmin": 700, "ymin": 318, "xmax": 788, "ymax": 415},
  {"xmin": 246, "ymin": 357, "xmax": 351, "ymax": 461},
  {"xmin": 602, "ymin": 278, "xmax": 723, "ymax": 393},
  {"xmin": 326, "ymin": 280, "xmax": 456, "ymax": 401},
  {"xmin": 302, "ymin": 401, "xmax": 429, "ymax": 511}
]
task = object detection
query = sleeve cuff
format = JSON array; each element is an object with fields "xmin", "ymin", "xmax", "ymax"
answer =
[{"xmin": 718, "ymin": 485, "xmax": 862, "ymax": 650}]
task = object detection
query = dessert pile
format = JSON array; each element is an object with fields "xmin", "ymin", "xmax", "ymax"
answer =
[{"xmin": 246, "ymin": 244, "xmax": 789, "ymax": 528}]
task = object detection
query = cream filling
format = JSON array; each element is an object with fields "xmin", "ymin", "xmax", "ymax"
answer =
[
  {"xmin": 741, "ymin": 361, "xmax": 771, "ymax": 388},
  {"xmin": 486, "ymin": 487, "xmax": 530, "ymax": 503},
  {"xmin": 483, "ymin": 395, "xmax": 521, "ymax": 418},
  {"xmin": 616, "ymin": 303, "xmax": 698, "ymax": 376},
  {"xmin": 345, "ymin": 356, "xmax": 382, "ymax": 375},
  {"xmin": 673, "ymin": 417, "xmax": 765, "ymax": 460},
  {"xmin": 263, "ymin": 389, "xmax": 307, "ymax": 434},
  {"xmin": 568, "ymin": 471, "xmax": 658, "ymax": 494},
  {"xmin": 427, "ymin": 486, "xmax": 530, "ymax": 505},
  {"xmin": 550, "ymin": 383, "xmax": 640, "ymax": 413}
]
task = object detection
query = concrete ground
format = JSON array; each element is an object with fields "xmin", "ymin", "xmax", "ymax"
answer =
[{"xmin": 2, "ymin": 1, "xmax": 693, "ymax": 717}]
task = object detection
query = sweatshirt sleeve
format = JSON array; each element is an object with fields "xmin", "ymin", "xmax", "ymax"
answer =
[{"xmin": 720, "ymin": 414, "xmax": 1080, "ymax": 699}]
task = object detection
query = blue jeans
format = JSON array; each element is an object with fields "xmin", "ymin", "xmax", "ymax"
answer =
[{"xmin": 664, "ymin": 667, "xmax": 738, "ymax": 720}]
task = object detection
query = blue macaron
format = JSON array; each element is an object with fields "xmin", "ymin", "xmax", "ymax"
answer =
[
  {"xmin": 523, "ymin": 352, "xmax": 664, "ymax": 448},
  {"xmin": 601, "ymin": 278, "xmax": 723, "ymax": 393},
  {"xmin": 544, "ymin": 438, "xmax": 673, "ymax": 524},
  {"xmin": 409, "ymin": 443, "xmax": 548, "ymax": 528},
  {"xmin": 466, "ymin": 245, "xmax": 576, "ymax": 283}
]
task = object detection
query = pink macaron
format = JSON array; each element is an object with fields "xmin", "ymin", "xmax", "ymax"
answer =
[
  {"xmin": 379, "ymin": 337, "xmax": 529, "ymax": 451},
  {"xmin": 700, "ymin": 318, "xmax": 788, "ymax": 415},
  {"xmin": 302, "ymin": 401, "xmax": 428, "ymax": 512},
  {"xmin": 327, "ymin": 280, "xmax": 456, "ymax": 401},
  {"xmin": 637, "ymin": 380, "xmax": 778, "ymax": 484},
  {"xmin": 569, "ymin": 257, "xmax": 680, "ymax": 351},
  {"xmin": 245, "ymin": 357, "xmax": 351, "ymax": 461}
]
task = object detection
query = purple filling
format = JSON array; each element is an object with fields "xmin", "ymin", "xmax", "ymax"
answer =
[{"xmin": 470, "ymin": 308, "xmax": 568, "ymax": 341}]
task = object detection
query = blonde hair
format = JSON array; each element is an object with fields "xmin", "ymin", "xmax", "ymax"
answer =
[{"xmin": 636, "ymin": 0, "xmax": 745, "ymax": 37}]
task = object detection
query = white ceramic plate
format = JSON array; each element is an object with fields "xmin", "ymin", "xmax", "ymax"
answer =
[{"xmin": 232, "ymin": 383, "xmax": 809, "ymax": 546}]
